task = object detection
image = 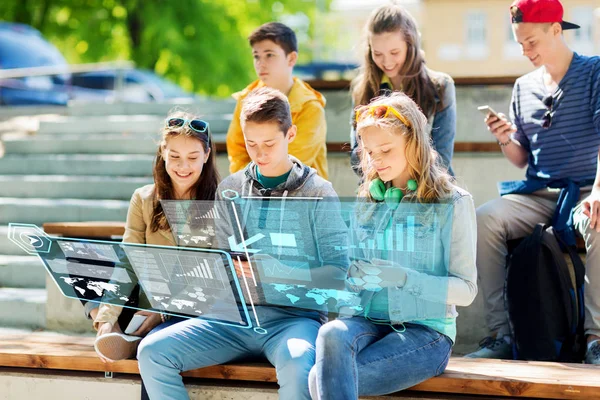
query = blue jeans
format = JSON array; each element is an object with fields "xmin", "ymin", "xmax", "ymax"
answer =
[
  {"xmin": 137, "ymin": 306, "xmax": 322, "ymax": 400},
  {"xmin": 309, "ymin": 317, "xmax": 452, "ymax": 399}
]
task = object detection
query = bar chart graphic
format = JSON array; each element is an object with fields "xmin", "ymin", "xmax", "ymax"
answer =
[
  {"xmin": 195, "ymin": 207, "xmax": 220, "ymax": 220},
  {"xmin": 335, "ymin": 205, "xmax": 449, "ymax": 273},
  {"xmin": 337, "ymin": 215, "xmax": 420, "ymax": 252},
  {"xmin": 159, "ymin": 253, "xmax": 226, "ymax": 290}
]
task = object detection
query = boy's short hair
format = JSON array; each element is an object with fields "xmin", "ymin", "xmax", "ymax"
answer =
[
  {"xmin": 248, "ymin": 22, "xmax": 298, "ymax": 55},
  {"xmin": 241, "ymin": 87, "xmax": 292, "ymax": 134}
]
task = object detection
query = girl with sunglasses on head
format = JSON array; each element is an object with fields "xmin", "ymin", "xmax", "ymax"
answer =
[
  {"xmin": 308, "ymin": 93, "xmax": 477, "ymax": 399},
  {"xmin": 350, "ymin": 2, "xmax": 456, "ymax": 176},
  {"xmin": 90, "ymin": 111, "xmax": 219, "ymax": 364}
]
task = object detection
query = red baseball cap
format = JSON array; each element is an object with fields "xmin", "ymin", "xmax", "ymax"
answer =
[{"xmin": 510, "ymin": 0, "xmax": 580, "ymax": 30}]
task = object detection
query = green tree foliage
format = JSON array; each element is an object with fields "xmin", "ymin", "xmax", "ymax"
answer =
[{"xmin": 0, "ymin": 0, "xmax": 327, "ymax": 97}]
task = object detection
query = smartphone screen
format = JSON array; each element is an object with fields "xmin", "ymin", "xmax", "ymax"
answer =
[{"xmin": 477, "ymin": 105, "xmax": 499, "ymax": 119}]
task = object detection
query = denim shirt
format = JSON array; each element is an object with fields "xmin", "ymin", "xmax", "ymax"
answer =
[{"xmin": 350, "ymin": 69, "xmax": 456, "ymax": 176}]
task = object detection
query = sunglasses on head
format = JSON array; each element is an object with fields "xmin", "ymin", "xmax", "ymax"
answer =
[
  {"xmin": 166, "ymin": 118, "xmax": 211, "ymax": 141},
  {"xmin": 355, "ymin": 104, "xmax": 411, "ymax": 128},
  {"xmin": 542, "ymin": 95, "xmax": 553, "ymax": 129}
]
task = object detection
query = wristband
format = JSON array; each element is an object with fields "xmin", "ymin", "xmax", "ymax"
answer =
[
  {"xmin": 160, "ymin": 313, "xmax": 171, "ymax": 323},
  {"xmin": 498, "ymin": 137, "xmax": 512, "ymax": 147}
]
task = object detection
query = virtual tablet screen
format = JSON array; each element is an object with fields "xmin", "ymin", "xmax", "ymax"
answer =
[
  {"xmin": 37, "ymin": 237, "xmax": 251, "ymax": 329},
  {"xmin": 155, "ymin": 197, "xmax": 453, "ymax": 322}
]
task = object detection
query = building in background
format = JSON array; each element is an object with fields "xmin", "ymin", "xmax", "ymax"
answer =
[
  {"xmin": 312, "ymin": 0, "xmax": 421, "ymax": 79},
  {"xmin": 421, "ymin": 0, "xmax": 600, "ymax": 78},
  {"xmin": 319, "ymin": 0, "xmax": 599, "ymax": 79}
]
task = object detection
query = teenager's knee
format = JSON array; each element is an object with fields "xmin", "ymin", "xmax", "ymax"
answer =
[
  {"xmin": 137, "ymin": 336, "xmax": 181, "ymax": 371},
  {"xmin": 317, "ymin": 320, "xmax": 354, "ymax": 352},
  {"xmin": 582, "ymin": 224, "xmax": 600, "ymax": 249},
  {"xmin": 136, "ymin": 337, "xmax": 159, "ymax": 365},
  {"xmin": 476, "ymin": 200, "xmax": 506, "ymax": 235}
]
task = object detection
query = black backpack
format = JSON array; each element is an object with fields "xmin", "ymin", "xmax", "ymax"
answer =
[{"xmin": 504, "ymin": 223, "xmax": 586, "ymax": 362}]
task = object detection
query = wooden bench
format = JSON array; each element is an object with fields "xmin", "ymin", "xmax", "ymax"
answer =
[
  {"xmin": 43, "ymin": 222, "xmax": 126, "ymax": 239},
  {"xmin": 0, "ymin": 332, "xmax": 599, "ymax": 399}
]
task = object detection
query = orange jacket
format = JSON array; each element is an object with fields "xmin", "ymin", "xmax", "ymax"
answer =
[{"xmin": 226, "ymin": 78, "xmax": 328, "ymax": 179}]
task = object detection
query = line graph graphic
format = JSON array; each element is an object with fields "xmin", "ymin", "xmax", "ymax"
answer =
[{"xmin": 256, "ymin": 258, "xmax": 312, "ymax": 282}]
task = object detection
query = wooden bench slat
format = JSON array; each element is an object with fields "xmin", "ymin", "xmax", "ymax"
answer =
[
  {"xmin": 1, "ymin": 334, "xmax": 599, "ymax": 399},
  {"xmin": 43, "ymin": 222, "xmax": 125, "ymax": 238},
  {"xmin": 0, "ymin": 336, "xmax": 276, "ymax": 381},
  {"xmin": 411, "ymin": 375, "xmax": 599, "ymax": 399}
]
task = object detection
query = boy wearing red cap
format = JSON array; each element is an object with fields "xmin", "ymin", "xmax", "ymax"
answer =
[{"xmin": 467, "ymin": 0, "xmax": 600, "ymax": 364}]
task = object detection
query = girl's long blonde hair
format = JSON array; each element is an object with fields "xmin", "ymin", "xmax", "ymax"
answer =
[
  {"xmin": 351, "ymin": 2, "xmax": 444, "ymax": 117},
  {"xmin": 357, "ymin": 92, "xmax": 453, "ymax": 203}
]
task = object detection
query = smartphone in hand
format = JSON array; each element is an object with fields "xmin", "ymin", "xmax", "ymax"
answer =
[
  {"xmin": 124, "ymin": 314, "xmax": 147, "ymax": 335},
  {"xmin": 477, "ymin": 105, "xmax": 501, "ymax": 120}
]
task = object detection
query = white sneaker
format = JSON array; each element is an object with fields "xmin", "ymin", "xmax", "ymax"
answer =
[
  {"xmin": 585, "ymin": 340, "xmax": 600, "ymax": 365},
  {"xmin": 94, "ymin": 333, "xmax": 141, "ymax": 362},
  {"xmin": 464, "ymin": 336, "xmax": 513, "ymax": 359}
]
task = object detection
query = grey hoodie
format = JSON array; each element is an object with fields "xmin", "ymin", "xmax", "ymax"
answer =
[
  {"xmin": 215, "ymin": 156, "xmax": 350, "ymax": 309},
  {"xmin": 218, "ymin": 156, "xmax": 336, "ymax": 199}
]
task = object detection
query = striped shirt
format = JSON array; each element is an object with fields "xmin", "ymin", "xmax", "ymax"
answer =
[{"xmin": 510, "ymin": 53, "xmax": 600, "ymax": 182}]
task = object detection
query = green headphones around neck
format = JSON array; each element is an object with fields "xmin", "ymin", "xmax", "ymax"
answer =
[{"xmin": 369, "ymin": 178, "xmax": 418, "ymax": 208}]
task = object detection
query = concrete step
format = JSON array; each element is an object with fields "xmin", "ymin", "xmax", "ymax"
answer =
[
  {"xmin": 0, "ymin": 100, "xmax": 236, "ymax": 120},
  {"xmin": 0, "ymin": 225, "xmax": 25, "ymax": 255},
  {"xmin": 37, "ymin": 115, "xmax": 231, "ymax": 135},
  {"xmin": 2, "ymin": 133, "xmax": 227, "ymax": 155},
  {"xmin": 45, "ymin": 273, "xmax": 94, "ymax": 333},
  {"xmin": 0, "ymin": 370, "xmax": 281, "ymax": 400},
  {"xmin": 0, "ymin": 287, "xmax": 46, "ymax": 329},
  {"xmin": 0, "ymin": 255, "xmax": 46, "ymax": 288},
  {"xmin": 2, "ymin": 134, "xmax": 159, "ymax": 155},
  {"xmin": 0, "ymin": 105, "xmax": 67, "ymax": 119},
  {"xmin": 0, "ymin": 175, "xmax": 152, "ymax": 200},
  {"xmin": 65, "ymin": 100, "xmax": 236, "ymax": 117},
  {"xmin": 37, "ymin": 115, "xmax": 165, "ymax": 135},
  {"xmin": 0, "ymin": 197, "xmax": 129, "ymax": 225},
  {"xmin": 0, "ymin": 154, "xmax": 154, "ymax": 176}
]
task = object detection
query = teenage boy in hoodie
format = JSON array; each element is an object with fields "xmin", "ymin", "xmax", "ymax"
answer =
[
  {"xmin": 226, "ymin": 21, "xmax": 329, "ymax": 179},
  {"xmin": 137, "ymin": 87, "xmax": 348, "ymax": 400}
]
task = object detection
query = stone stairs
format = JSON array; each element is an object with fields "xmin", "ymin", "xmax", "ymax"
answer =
[{"xmin": 0, "ymin": 101, "xmax": 234, "ymax": 331}]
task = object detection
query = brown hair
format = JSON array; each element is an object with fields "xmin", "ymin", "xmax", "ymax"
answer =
[
  {"xmin": 357, "ymin": 92, "xmax": 453, "ymax": 203},
  {"xmin": 351, "ymin": 3, "xmax": 443, "ymax": 117},
  {"xmin": 150, "ymin": 111, "xmax": 220, "ymax": 232},
  {"xmin": 510, "ymin": 5, "xmax": 524, "ymax": 23},
  {"xmin": 240, "ymin": 87, "xmax": 292, "ymax": 134},
  {"xmin": 248, "ymin": 22, "xmax": 298, "ymax": 55}
]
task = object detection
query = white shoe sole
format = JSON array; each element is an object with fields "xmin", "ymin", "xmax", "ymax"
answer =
[{"xmin": 94, "ymin": 333, "xmax": 141, "ymax": 362}]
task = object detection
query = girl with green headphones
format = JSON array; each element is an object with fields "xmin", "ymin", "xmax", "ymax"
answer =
[{"xmin": 309, "ymin": 92, "xmax": 478, "ymax": 399}]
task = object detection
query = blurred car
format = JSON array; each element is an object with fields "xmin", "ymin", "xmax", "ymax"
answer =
[
  {"xmin": 0, "ymin": 22, "xmax": 70, "ymax": 105},
  {"xmin": 294, "ymin": 62, "xmax": 359, "ymax": 81},
  {"xmin": 70, "ymin": 69, "xmax": 199, "ymax": 103},
  {"xmin": 0, "ymin": 22, "xmax": 197, "ymax": 105}
]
